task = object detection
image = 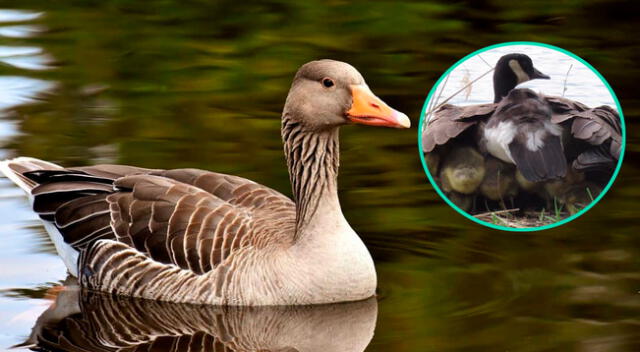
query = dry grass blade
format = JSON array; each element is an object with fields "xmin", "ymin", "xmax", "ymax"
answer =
[
  {"xmin": 562, "ymin": 64, "xmax": 573, "ymax": 97},
  {"xmin": 425, "ymin": 72, "xmax": 451, "ymax": 124},
  {"xmin": 475, "ymin": 208, "xmax": 573, "ymax": 228},
  {"xmin": 424, "ymin": 67, "xmax": 495, "ymax": 119},
  {"xmin": 461, "ymin": 68, "xmax": 472, "ymax": 101}
]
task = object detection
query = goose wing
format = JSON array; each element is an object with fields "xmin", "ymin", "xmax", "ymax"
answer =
[
  {"xmin": 547, "ymin": 95, "xmax": 621, "ymax": 153},
  {"xmin": 550, "ymin": 103, "xmax": 622, "ymax": 171},
  {"xmin": 19, "ymin": 164, "xmax": 295, "ymax": 276},
  {"xmin": 422, "ymin": 103, "xmax": 496, "ymax": 153},
  {"xmin": 545, "ymin": 95, "xmax": 590, "ymax": 115}
]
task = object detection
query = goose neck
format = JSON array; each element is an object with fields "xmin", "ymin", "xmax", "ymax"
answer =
[
  {"xmin": 493, "ymin": 67, "xmax": 517, "ymax": 103},
  {"xmin": 282, "ymin": 115, "xmax": 342, "ymax": 239}
]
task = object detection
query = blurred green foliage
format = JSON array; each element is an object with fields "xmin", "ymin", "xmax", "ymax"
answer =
[{"xmin": 1, "ymin": 0, "xmax": 640, "ymax": 350}]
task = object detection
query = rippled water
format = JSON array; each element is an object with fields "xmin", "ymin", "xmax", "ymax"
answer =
[{"xmin": 1, "ymin": 2, "xmax": 639, "ymax": 351}]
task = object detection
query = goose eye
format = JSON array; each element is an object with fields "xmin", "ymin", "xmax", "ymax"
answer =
[{"xmin": 322, "ymin": 78, "xmax": 335, "ymax": 88}]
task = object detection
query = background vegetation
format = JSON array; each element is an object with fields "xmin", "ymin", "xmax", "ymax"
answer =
[{"xmin": 1, "ymin": 0, "xmax": 639, "ymax": 350}]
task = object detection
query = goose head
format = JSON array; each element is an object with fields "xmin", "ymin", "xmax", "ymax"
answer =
[
  {"xmin": 283, "ymin": 59, "xmax": 410, "ymax": 131},
  {"xmin": 493, "ymin": 53, "xmax": 549, "ymax": 103}
]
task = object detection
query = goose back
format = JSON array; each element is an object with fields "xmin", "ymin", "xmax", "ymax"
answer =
[{"xmin": 5, "ymin": 160, "xmax": 302, "ymax": 304}]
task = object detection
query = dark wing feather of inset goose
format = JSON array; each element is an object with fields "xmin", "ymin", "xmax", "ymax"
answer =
[
  {"xmin": 551, "ymin": 103, "xmax": 622, "ymax": 171},
  {"xmin": 20, "ymin": 165, "xmax": 296, "ymax": 297},
  {"xmin": 423, "ymin": 95, "xmax": 617, "ymax": 159},
  {"xmin": 422, "ymin": 96, "xmax": 593, "ymax": 153},
  {"xmin": 422, "ymin": 103, "xmax": 496, "ymax": 153}
]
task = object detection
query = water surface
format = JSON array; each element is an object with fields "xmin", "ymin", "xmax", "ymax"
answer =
[
  {"xmin": 1, "ymin": 2, "xmax": 639, "ymax": 351},
  {"xmin": 426, "ymin": 44, "xmax": 616, "ymax": 110}
]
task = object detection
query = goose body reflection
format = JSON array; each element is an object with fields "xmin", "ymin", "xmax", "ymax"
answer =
[{"xmin": 20, "ymin": 278, "xmax": 378, "ymax": 352}]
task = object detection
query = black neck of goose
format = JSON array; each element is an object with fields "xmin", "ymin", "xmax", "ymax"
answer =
[
  {"xmin": 282, "ymin": 114, "xmax": 340, "ymax": 236},
  {"xmin": 493, "ymin": 66, "xmax": 518, "ymax": 103}
]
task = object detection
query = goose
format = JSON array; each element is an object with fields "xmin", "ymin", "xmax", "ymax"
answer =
[
  {"xmin": 436, "ymin": 146, "xmax": 485, "ymax": 212},
  {"xmin": 18, "ymin": 278, "xmax": 377, "ymax": 352},
  {"xmin": 492, "ymin": 53, "xmax": 550, "ymax": 103},
  {"xmin": 422, "ymin": 52, "xmax": 551, "ymax": 157},
  {"xmin": 422, "ymin": 53, "xmax": 621, "ymax": 215},
  {"xmin": 423, "ymin": 53, "xmax": 620, "ymax": 175},
  {"xmin": 479, "ymin": 156, "xmax": 518, "ymax": 204},
  {"xmin": 0, "ymin": 59, "xmax": 411, "ymax": 305},
  {"xmin": 438, "ymin": 145, "xmax": 486, "ymax": 195},
  {"xmin": 481, "ymin": 88, "xmax": 567, "ymax": 182},
  {"xmin": 422, "ymin": 53, "xmax": 551, "ymax": 197}
]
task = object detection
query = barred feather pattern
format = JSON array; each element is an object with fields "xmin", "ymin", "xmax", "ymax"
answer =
[
  {"xmin": 1, "ymin": 159, "xmax": 303, "ymax": 304},
  {"xmin": 71, "ymin": 170, "xmax": 301, "ymax": 305},
  {"xmin": 3, "ymin": 114, "xmax": 375, "ymax": 305},
  {"xmin": 282, "ymin": 114, "xmax": 340, "ymax": 237}
]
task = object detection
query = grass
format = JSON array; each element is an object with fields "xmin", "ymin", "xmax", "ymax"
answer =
[
  {"xmin": 586, "ymin": 187, "xmax": 594, "ymax": 202},
  {"xmin": 474, "ymin": 204, "xmax": 574, "ymax": 228}
]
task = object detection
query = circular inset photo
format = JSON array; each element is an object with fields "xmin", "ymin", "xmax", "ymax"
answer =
[{"xmin": 419, "ymin": 42, "xmax": 625, "ymax": 231}]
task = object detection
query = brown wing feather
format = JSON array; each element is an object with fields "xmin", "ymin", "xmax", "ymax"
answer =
[
  {"xmin": 20, "ymin": 165, "xmax": 295, "ymax": 277},
  {"xmin": 546, "ymin": 95, "xmax": 590, "ymax": 116},
  {"xmin": 422, "ymin": 103, "xmax": 496, "ymax": 152},
  {"xmin": 544, "ymin": 95, "xmax": 621, "ymax": 171}
]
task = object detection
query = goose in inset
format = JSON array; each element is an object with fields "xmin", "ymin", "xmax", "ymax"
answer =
[{"xmin": 422, "ymin": 53, "xmax": 621, "ymax": 216}]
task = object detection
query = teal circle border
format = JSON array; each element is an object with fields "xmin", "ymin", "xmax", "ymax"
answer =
[{"xmin": 417, "ymin": 41, "xmax": 626, "ymax": 232}]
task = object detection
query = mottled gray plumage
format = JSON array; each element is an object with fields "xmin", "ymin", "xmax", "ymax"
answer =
[
  {"xmin": 423, "ymin": 93, "xmax": 620, "ymax": 176},
  {"xmin": 486, "ymin": 88, "xmax": 567, "ymax": 182}
]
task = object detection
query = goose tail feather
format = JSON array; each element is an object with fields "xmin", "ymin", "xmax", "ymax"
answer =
[{"xmin": 0, "ymin": 157, "xmax": 79, "ymax": 276}]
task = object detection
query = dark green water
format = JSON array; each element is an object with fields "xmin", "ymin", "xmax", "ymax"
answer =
[{"xmin": 0, "ymin": 1, "xmax": 639, "ymax": 351}]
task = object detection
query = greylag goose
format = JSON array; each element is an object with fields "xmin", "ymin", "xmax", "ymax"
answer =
[
  {"xmin": 0, "ymin": 59, "xmax": 410, "ymax": 305},
  {"xmin": 18, "ymin": 278, "xmax": 377, "ymax": 352}
]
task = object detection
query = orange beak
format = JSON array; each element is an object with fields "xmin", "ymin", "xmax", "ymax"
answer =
[{"xmin": 346, "ymin": 85, "xmax": 411, "ymax": 128}]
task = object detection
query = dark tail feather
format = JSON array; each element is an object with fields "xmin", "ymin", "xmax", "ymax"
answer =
[{"xmin": 509, "ymin": 135, "xmax": 567, "ymax": 182}]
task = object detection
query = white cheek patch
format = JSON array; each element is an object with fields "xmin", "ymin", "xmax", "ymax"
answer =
[
  {"xmin": 509, "ymin": 59, "xmax": 530, "ymax": 84},
  {"xmin": 484, "ymin": 121, "xmax": 517, "ymax": 163}
]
